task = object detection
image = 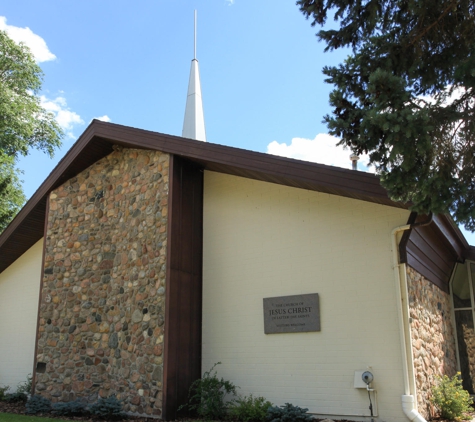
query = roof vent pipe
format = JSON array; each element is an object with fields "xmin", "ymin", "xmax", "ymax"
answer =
[{"xmin": 350, "ymin": 154, "xmax": 359, "ymax": 170}]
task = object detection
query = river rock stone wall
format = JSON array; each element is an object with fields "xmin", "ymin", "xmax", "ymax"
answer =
[
  {"xmin": 35, "ymin": 147, "xmax": 169, "ymax": 417},
  {"xmin": 407, "ymin": 266, "xmax": 457, "ymax": 419}
]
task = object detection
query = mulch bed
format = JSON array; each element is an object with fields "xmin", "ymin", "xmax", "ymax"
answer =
[
  {"xmin": 0, "ymin": 401, "xmax": 156, "ymax": 422},
  {"xmin": 2, "ymin": 400, "xmax": 474, "ymax": 422},
  {"xmin": 0, "ymin": 400, "xmax": 355, "ymax": 422}
]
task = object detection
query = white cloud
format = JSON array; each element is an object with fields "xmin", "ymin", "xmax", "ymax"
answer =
[
  {"xmin": 0, "ymin": 16, "xmax": 56, "ymax": 63},
  {"xmin": 225, "ymin": 0, "xmax": 235, "ymax": 5},
  {"xmin": 267, "ymin": 133, "xmax": 373, "ymax": 172},
  {"xmin": 93, "ymin": 115, "xmax": 111, "ymax": 123},
  {"xmin": 418, "ymin": 85, "xmax": 468, "ymax": 106},
  {"xmin": 40, "ymin": 96, "xmax": 84, "ymax": 138}
]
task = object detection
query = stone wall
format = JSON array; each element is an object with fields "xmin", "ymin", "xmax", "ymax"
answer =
[
  {"xmin": 407, "ymin": 266, "xmax": 457, "ymax": 419},
  {"xmin": 35, "ymin": 147, "xmax": 169, "ymax": 417}
]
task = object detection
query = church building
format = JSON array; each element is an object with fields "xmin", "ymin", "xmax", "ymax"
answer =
[{"xmin": 1, "ymin": 27, "xmax": 475, "ymax": 422}]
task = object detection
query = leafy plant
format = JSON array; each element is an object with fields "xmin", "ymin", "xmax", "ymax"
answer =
[
  {"xmin": 52, "ymin": 399, "xmax": 88, "ymax": 416},
  {"xmin": 89, "ymin": 395, "xmax": 124, "ymax": 419},
  {"xmin": 16, "ymin": 374, "xmax": 32, "ymax": 395},
  {"xmin": 266, "ymin": 403, "xmax": 313, "ymax": 422},
  {"xmin": 26, "ymin": 395, "xmax": 52, "ymax": 414},
  {"xmin": 431, "ymin": 373, "xmax": 473, "ymax": 420},
  {"xmin": 229, "ymin": 394, "xmax": 272, "ymax": 422},
  {"xmin": 4, "ymin": 392, "xmax": 28, "ymax": 403},
  {"xmin": 0, "ymin": 29, "xmax": 63, "ymax": 232},
  {"xmin": 180, "ymin": 362, "xmax": 237, "ymax": 419},
  {"xmin": 4, "ymin": 374, "xmax": 32, "ymax": 403},
  {"xmin": 0, "ymin": 385, "xmax": 9, "ymax": 401}
]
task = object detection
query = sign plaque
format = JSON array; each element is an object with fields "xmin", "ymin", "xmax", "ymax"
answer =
[{"xmin": 263, "ymin": 293, "xmax": 320, "ymax": 334}]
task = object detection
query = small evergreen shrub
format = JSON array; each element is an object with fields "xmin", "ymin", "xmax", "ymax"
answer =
[
  {"xmin": 26, "ymin": 395, "xmax": 52, "ymax": 414},
  {"xmin": 431, "ymin": 373, "xmax": 472, "ymax": 420},
  {"xmin": 229, "ymin": 394, "xmax": 273, "ymax": 422},
  {"xmin": 90, "ymin": 395, "xmax": 125, "ymax": 419},
  {"xmin": 0, "ymin": 385, "xmax": 10, "ymax": 401},
  {"xmin": 4, "ymin": 392, "xmax": 28, "ymax": 403},
  {"xmin": 52, "ymin": 399, "xmax": 88, "ymax": 416},
  {"xmin": 180, "ymin": 362, "xmax": 237, "ymax": 420},
  {"xmin": 16, "ymin": 374, "xmax": 32, "ymax": 395},
  {"xmin": 266, "ymin": 403, "xmax": 313, "ymax": 422}
]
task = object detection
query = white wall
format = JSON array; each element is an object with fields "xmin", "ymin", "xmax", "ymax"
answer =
[
  {"xmin": 203, "ymin": 172, "xmax": 410, "ymax": 421},
  {"xmin": 0, "ymin": 239, "xmax": 43, "ymax": 390}
]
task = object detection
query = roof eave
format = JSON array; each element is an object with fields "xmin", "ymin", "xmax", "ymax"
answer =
[{"xmin": 0, "ymin": 120, "xmax": 409, "ymax": 273}]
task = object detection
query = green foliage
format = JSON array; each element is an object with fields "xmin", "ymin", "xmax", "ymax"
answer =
[
  {"xmin": 0, "ymin": 30, "xmax": 62, "ymax": 233},
  {"xmin": 89, "ymin": 395, "xmax": 124, "ymax": 419},
  {"xmin": 0, "ymin": 30, "xmax": 62, "ymax": 158},
  {"xmin": 16, "ymin": 374, "xmax": 32, "ymax": 395},
  {"xmin": 0, "ymin": 415, "xmax": 71, "ymax": 422},
  {"xmin": 52, "ymin": 399, "xmax": 88, "ymax": 416},
  {"xmin": 431, "ymin": 373, "xmax": 472, "ymax": 420},
  {"xmin": 297, "ymin": 0, "xmax": 475, "ymax": 230},
  {"xmin": 4, "ymin": 392, "xmax": 28, "ymax": 403},
  {"xmin": 0, "ymin": 153, "xmax": 25, "ymax": 232},
  {"xmin": 180, "ymin": 362, "xmax": 237, "ymax": 420},
  {"xmin": 25, "ymin": 395, "xmax": 52, "ymax": 414},
  {"xmin": 266, "ymin": 403, "xmax": 313, "ymax": 422},
  {"xmin": 229, "ymin": 394, "xmax": 273, "ymax": 422},
  {"xmin": 0, "ymin": 384, "xmax": 10, "ymax": 401}
]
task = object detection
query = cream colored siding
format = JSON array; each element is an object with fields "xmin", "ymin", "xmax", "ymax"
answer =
[
  {"xmin": 203, "ymin": 171, "xmax": 410, "ymax": 421},
  {"xmin": 0, "ymin": 239, "xmax": 43, "ymax": 390}
]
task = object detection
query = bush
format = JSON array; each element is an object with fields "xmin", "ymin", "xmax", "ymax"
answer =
[
  {"xmin": 266, "ymin": 403, "xmax": 313, "ymax": 422},
  {"xmin": 4, "ymin": 392, "xmax": 28, "ymax": 402},
  {"xmin": 431, "ymin": 373, "xmax": 473, "ymax": 420},
  {"xmin": 52, "ymin": 399, "xmax": 88, "ymax": 416},
  {"xmin": 26, "ymin": 395, "xmax": 52, "ymax": 414},
  {"xmin": 229, "ymin": 394, "xmax": 273, "ymax": 422},
  {"xmin": 89, "ymin": 395, "xmax": 125, "ymax": 419},
  {"xmin": 16, "ymin": 374, "xmax": 32, "ymax": 395},
  {"xmin": 0, "ymin": 385, "xmax": 10, "ymax": 401},
  {"xmin": 180, "ymin": 362, "xmax": 237, "ymax": 420}
]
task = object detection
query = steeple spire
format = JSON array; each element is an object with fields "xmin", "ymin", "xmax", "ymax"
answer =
[{"xmin": 182, "ymin": 10, "xmax": 206, "ymax": 142}]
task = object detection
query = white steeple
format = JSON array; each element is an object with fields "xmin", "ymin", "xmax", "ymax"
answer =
[{"xmin": 182, "ymin": 10, "xmax": 206, "ymax": 142}]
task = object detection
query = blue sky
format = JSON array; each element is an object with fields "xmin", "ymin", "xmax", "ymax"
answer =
[{"xmin": 2, "ymin": 0, "xmax": 474, "ymax": 244}]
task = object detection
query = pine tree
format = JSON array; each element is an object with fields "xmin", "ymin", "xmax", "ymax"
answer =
[{"xmin": 297, "ymin": 0, "xmax": 475, "ymax": 230}]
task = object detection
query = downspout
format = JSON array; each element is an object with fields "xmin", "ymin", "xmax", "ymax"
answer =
[{"xmin": 392, "ymin": 224, "xmax": 427, "ymax": 422}]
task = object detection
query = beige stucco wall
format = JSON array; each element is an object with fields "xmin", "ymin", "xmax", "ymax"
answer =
[
  {"xmin": 203, "ymin": 171, "xmax": 411, "ymax": 421},
  {"xmin": 0, "ymin": 238, "xmax": 43, "ymax": 390}
]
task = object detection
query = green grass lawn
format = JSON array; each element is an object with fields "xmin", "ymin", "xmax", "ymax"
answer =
[{"xmin": 0, "ymin": 414, "xmax": 71, "ymax": 422}]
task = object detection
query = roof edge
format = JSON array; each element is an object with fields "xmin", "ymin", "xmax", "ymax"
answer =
[
  {"xmin": 0, "ymin": 120, "xmax": 472, "ymax": 273},
  {"xmin": 0, "ymin": 121, "xmax": 99, "ymax": 250}
]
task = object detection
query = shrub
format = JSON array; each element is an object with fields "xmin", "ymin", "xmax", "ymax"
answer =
[
  {"xmin": 180, "ymin": 362, "xmax": 237, "ymax": 419},
  {"xmin": 0, "ymin": 385, "xmax": 10, "ymax": 401},
  {"xmin": 16, "ymin": 374, "xmax": 32, "ymax": 395},
  {"xmin": 229, "ymin": 394, "xmax": 273, "ymax": 422},
  {"xmin": 52, "ymin": 399, "xmax": 88, "ymax": 416},
  {"xmin": 26, "ymin": 395, "xmax": 52, "ymax": 414},
  {"xmin": 90, "ymin": 395, "xmax": 125, "ymax": 419},
  {"xmin": 4, "ymin": 392, "xmax": 28, "ymax": 403},
  {"xmin": 431, "ymin": 373, "xmax": 473, "ymax": 420},
  {"xmin": 266, "ymin": 403, "xmax": 313, "ymax": 422}
]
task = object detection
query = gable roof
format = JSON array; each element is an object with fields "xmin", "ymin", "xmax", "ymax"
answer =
[{"xmin": 0, "ymin": 120, "xmax": 462, "ymax": 273}]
